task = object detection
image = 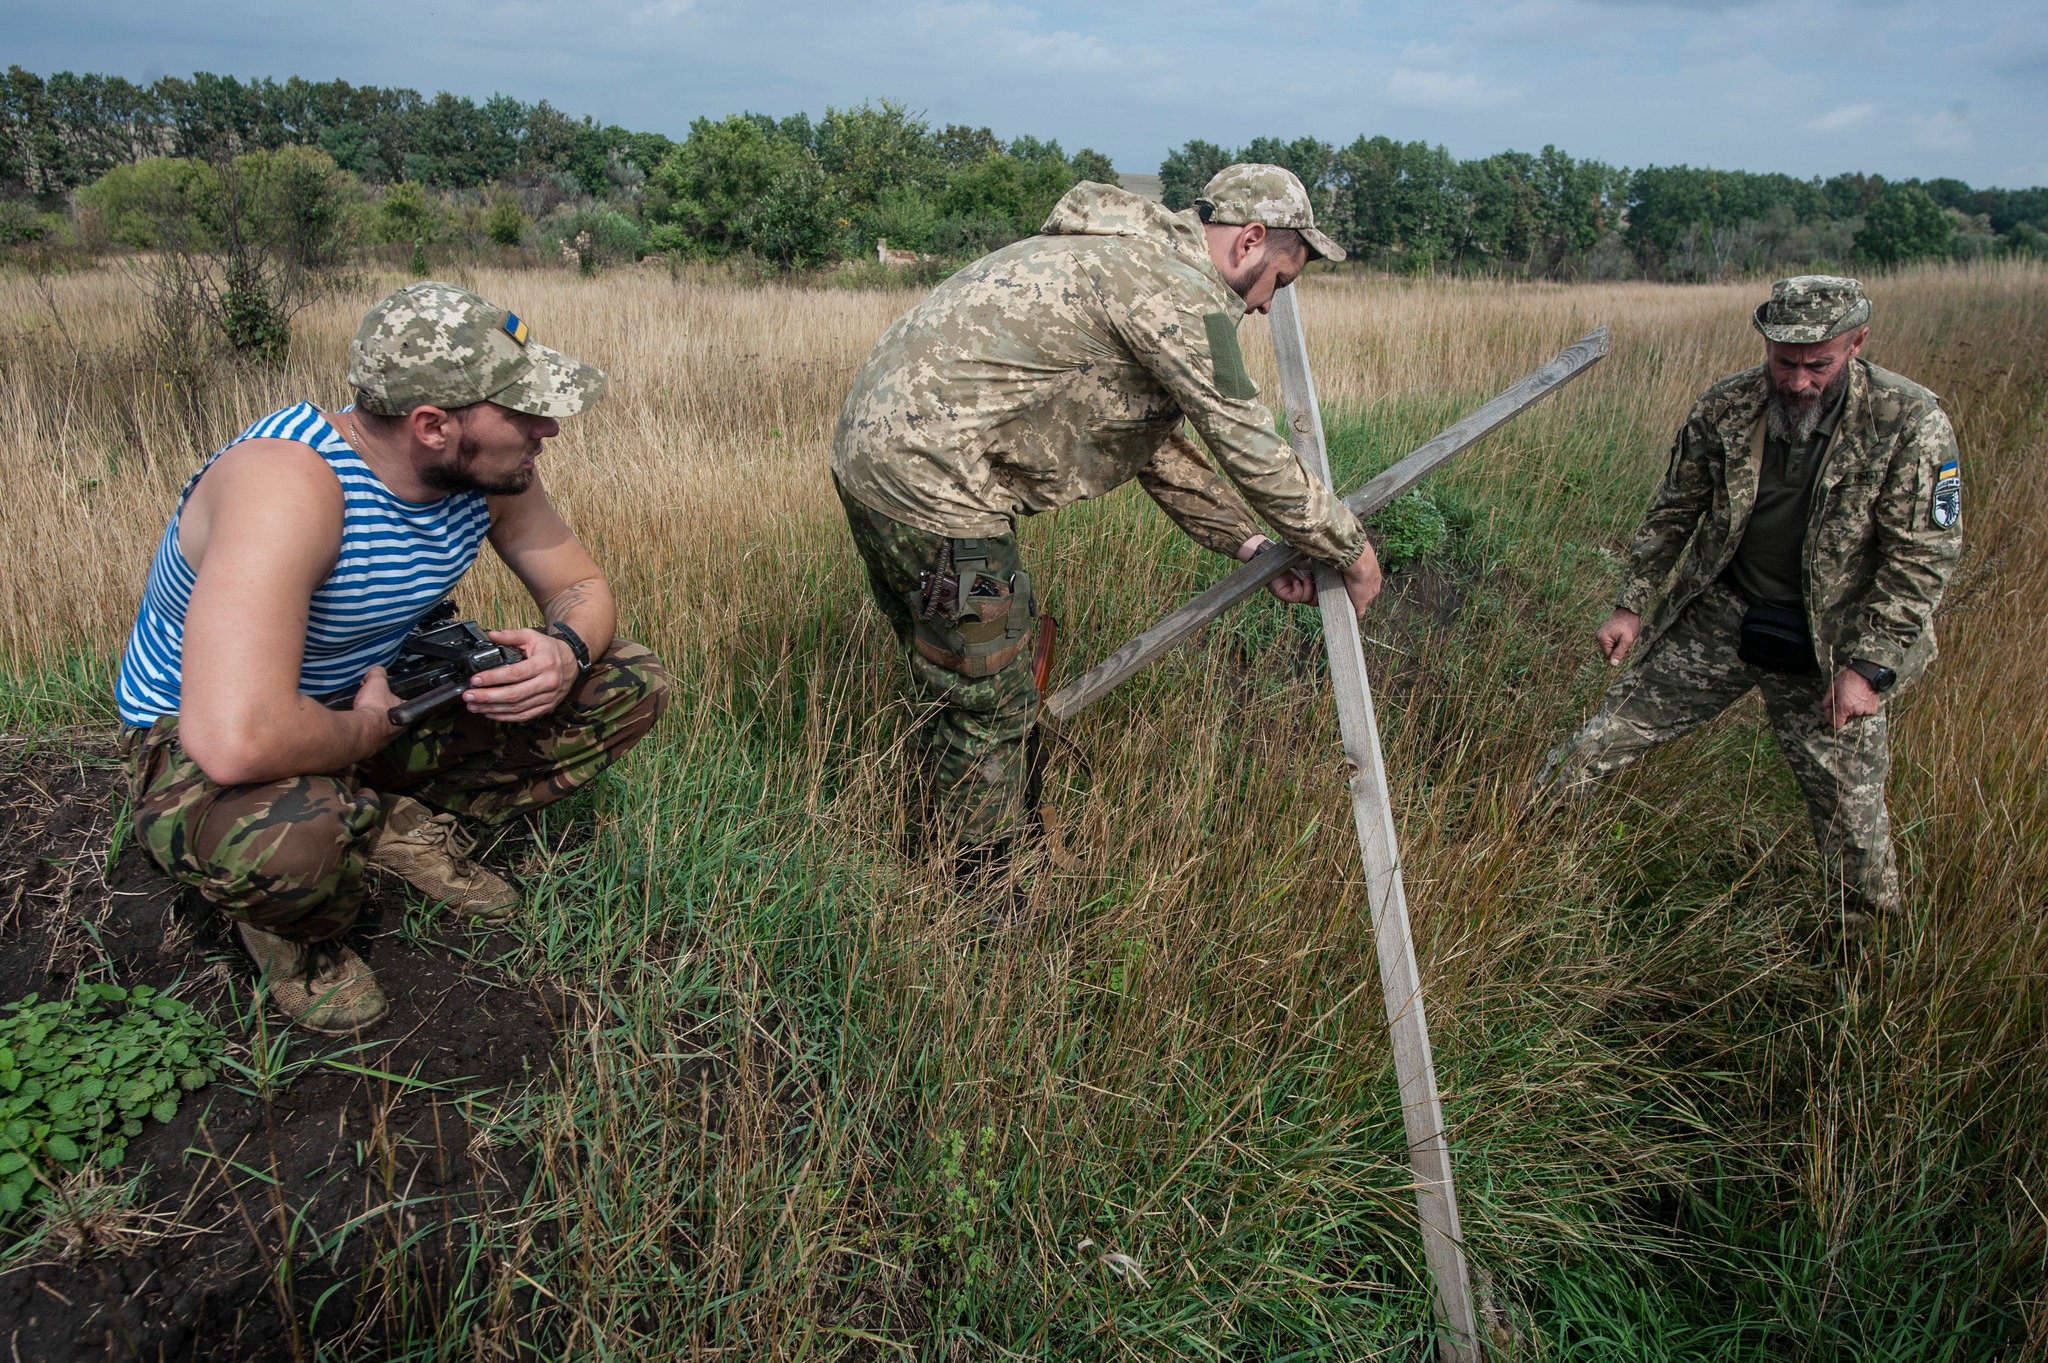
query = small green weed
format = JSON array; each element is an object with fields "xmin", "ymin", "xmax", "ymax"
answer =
[
  {"xmin": 927, "ymin": 1124, "xmax": 1004, "ymax": 1276},
  {"xmin": 0, "ymin": 983, "xmax": 222, "ymax": 1215},
  {"xmin": 1366, "ymin": 490, "xmax": 1451, "ymax": 571}
]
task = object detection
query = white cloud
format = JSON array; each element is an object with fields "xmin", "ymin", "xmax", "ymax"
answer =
[
  {"xmin": 1386, "ymin": 67, "xmax": 1511, "ymax": 109},
  {"xmin": 1914, "ymin": 102, "xmax": 1972, "ymax": 151},
  {"xmin": 1802, "ymin": 102, "xmax": 1876, "ymax": 133}
]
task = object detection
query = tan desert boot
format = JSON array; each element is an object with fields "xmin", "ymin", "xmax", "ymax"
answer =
[
  {"xmin": 367, "ymin": 794, "xmax": 520, "ymax": 926},
  {"xmin": 236, "ymin": 922, "xmax": 389, "ymax": 1035}
]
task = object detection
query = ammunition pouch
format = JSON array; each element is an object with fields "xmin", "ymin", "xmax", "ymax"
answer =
[{"xmin": 913, "ymin": 538, "xmax": 1038, "ymax": 679}]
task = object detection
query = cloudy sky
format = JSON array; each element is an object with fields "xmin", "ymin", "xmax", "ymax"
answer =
[{"xmin": 11, "ymin": 0, "xmax": 2046, "ymax": 187}]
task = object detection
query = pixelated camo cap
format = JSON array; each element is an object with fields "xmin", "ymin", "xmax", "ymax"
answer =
[
  {"xmin": 347, "ymin": 281, "xmax": 607, "ymax": 419},
  {"xmin": 1752, "ymin": 275, "xmax": 1872, "ymax": 345},
  {"xmin": 1196, "ymin": 163, "xmax": 1346, "ymax": 263}
]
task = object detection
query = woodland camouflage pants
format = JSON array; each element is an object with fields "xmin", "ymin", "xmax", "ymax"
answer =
[
  {"xmin": 1537, "ymin": 582, "xmax": 1899, "ymax": 916},
  {"xmin": 837, "ymin": 479, "xmax": 1041, "ymax": 846},
  {"xmin": 121, "ymin": 641, "xmax": 669, "ymax": 943}
]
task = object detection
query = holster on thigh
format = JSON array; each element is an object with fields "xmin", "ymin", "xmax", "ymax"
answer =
[{"xmin": 911, "ymin": 536, "xmax": 1037, "ymax": 679}]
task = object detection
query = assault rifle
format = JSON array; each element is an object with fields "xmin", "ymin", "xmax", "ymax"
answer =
[{"xmin": 384, "ymin": 602, "xmax": 522, "ymax": 727}]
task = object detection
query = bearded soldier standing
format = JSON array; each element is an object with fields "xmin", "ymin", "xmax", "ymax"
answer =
[
  {"xmin": 1536, "ymin": 276, "xmax": 1963, "ymax": 945},
  {"xmin": 831, "ymin": 165, "xmax": 1383, "ymax": 887}
]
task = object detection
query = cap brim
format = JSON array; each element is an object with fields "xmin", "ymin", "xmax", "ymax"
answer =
[
  {"xmin": 1301, "ymin": 226, "xmax": 1346, "ymax": 263},
  {"xmin": 488, "ymin": 341, "xmax": 607, "ymax": 418}
]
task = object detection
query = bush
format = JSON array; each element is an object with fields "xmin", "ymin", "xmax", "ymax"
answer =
[
  {"xmin": 377, "ymin": 181, "xmax": 442, "ymax": 245},
  {"xmin": 544, "ymin": 205, "xmax": 645, "ymax": 270},
  {"xmin": 485, "ymin": 193, "xmax": 529, "ymax": 247},
  {"xmin": 75, "ymin": 157, "xmax": 211, "ymax": 248},
  {"xmin": 0, "ymin": 198, "xmax": 49, "ymax": 245}
]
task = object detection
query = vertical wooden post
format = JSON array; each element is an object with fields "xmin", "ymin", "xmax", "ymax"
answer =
[{"xmin": 1267, "ymin": 283, "xmax": 1480, "ymax": 1361}]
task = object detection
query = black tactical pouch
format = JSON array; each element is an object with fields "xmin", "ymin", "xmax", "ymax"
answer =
[{"xmin": 1737, "ymin": 601, "xmax": 1818, "ymax": 675}]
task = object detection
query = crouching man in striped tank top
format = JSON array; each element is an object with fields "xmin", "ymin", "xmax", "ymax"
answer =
[{"xmin": 114, "ymin": 282, "xmax": 670, "ymax": 1034}]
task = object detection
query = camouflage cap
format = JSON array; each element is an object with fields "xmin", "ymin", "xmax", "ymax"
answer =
[
  {"xmin": 1752, "ymin": 275, "xmax": 1872, "ymax": 345},
  {"xmin": 347, "ymin": 281, "xmax": 607, "ymax": 418},
  {"xmin": 1196, "ymin": 163, "xmax": 1346, "ymax": 263}
]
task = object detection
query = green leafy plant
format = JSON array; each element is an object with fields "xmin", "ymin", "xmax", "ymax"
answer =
[
  {"xmin": 1367, "ymin": 490, "xmax": 1451, "ymax": 570},
  {"xmin": 926, "ymin": 1125, "xmax": 1004, "ymax": 1276},
  {"xmin": 0, "ymin": 983, "xmax": 222, "ymax": 1215}
]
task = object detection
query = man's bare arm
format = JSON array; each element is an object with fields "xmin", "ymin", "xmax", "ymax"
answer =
[
  {"xmin": 460, "ymin": 478, "xmax": 616, "ymax": 723},
  {"xmin": 176, "ymin": 442, "xmax": 398, "ymax": 785}
]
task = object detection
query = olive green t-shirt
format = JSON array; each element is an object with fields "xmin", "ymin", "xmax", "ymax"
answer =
[{"xmin": 1726, "ymin": 390, "xmax": 1846, "ymax": 608}]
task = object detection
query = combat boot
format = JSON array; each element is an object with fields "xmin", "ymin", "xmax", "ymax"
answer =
[
  {"xmin": 236, "ymin": 923, "xmax": 389, "ymax": 1035},
  {"xmin": 367, "ymin": 795, "xmax": 520, "ymax": 926}
]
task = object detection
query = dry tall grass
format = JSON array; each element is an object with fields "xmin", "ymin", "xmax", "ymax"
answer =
[{"xmin": 2, "ymin": 257, "xmax": 2043, "ymax": 1357}]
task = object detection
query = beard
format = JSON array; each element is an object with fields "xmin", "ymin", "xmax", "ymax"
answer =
[
  {"xmin": 419, "ymin": 431, "xmax": 536, "ymax": 496},
  {"xmin": 1767, "ymin": 369, "xmax": 1849, "ymax": 445}
]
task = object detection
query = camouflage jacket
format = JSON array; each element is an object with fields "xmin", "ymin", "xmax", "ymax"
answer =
[
  {"xmin": 1619, "ymin": 359, "xmax": 1962, "ymax": 689},
  {"xmin": 830, "ymin": 183, "xmax": 1367, "ymax": 568}
]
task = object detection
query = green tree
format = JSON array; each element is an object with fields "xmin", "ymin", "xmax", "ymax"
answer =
[
  {"xmin": 647, "ymin": 114, "xmax": 834, "ymax": 267},
  {"xmin": 1857, "ymin": 186, "xmax": 1954, "ymax": 267},
  {"xmin": 1070, "ymin": 147, "xmax": 1118, "ymax": 186},
  {"xmin": 1159, "ymin": 139, "xmax": 1230, "ymax": 209}
]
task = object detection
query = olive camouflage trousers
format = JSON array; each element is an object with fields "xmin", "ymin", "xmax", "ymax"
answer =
[
  {"xmin": 122, "ymin": 640, "xmax": 670, "ymax": 943},
  {"xmin": 837, "ymin": 480, "xmax": 1041, "ymax": 845},
  {"xmin": 1537, "ymin": 582, "xmax": 1898, "ymax": 915}
]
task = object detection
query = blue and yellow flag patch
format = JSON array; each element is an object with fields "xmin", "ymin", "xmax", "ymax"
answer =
[
  {"xmin": 1932, "ymin": 459, "xmax": 1961, "ymax": 529},
  {"xmin": 503, "ymin": 312, "xmax": 529, "ymax": 346}
]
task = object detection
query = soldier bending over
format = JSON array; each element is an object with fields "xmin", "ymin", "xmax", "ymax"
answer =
[
  {"xmin": 831, "ymin": 165, "xmax": 1382, "ymax": 889},
  {"xmin": 1535, "ymin": 276, "xmax": 1962, "ymax": 945},
  {"xmin": 115, "ymin": 283, "xmax": 669, "ymax": 1032}
]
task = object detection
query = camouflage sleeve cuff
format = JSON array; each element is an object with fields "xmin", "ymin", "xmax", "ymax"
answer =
[
  {"xmin": 1842, "ymin": 631, "xmax": 1907, "ymax": 674},
  {"xmin": 1616, "ymin": 577, "xmax": 1659, "ymax": 616}
]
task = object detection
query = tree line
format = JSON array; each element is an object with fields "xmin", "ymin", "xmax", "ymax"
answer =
[
  {"xmin": 4, "ymin": 65, "xmax": 2043, "ymax": 280},
  {"xmin": 1163, "ymin": 138, "xmax": 2048, "ymax": 279}
]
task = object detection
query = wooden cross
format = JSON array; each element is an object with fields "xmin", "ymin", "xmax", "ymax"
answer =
[
  {"xmin": 1046, "ymin": 302, "xmax": 1608, "ymax": 1359},
  {"xmin": 1270, "ymin": 281, "xmax": 1477, "ymax": 1359}
]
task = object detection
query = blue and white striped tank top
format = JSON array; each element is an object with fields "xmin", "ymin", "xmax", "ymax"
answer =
[{"xmin": 115, "ymin": 402, "xmax": 493, "ymax": 727}]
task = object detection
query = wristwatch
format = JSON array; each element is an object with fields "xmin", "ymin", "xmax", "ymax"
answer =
[
  {"xmin": 547, "ymin": 621, "xmax": 592, "ymax": 675},
  {"xmin": 1847, "ymin": 658, "xmax": 1896, "ymax": 693}
]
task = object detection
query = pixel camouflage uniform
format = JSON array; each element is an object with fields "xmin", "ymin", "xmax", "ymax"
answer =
[{"xmin": 1539, "ymin": 276, "xmax": 1964, "ymax": 920}]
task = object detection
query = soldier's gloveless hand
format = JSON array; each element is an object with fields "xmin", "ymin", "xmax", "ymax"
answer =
[
  {"xmin": 352, "ymin": 665, "xmax": 399, "ymax": 723},
  {"xmin": 463, "ymin": 629, "xmax": 579, "ymax": 723},
  {"xmin": 1823, "ymin": 667, "xmax": 1883, "ymax": 730},
  {"xmin": 1597, "ymin": 609, "xmax": 1643, "ymax": 665}
]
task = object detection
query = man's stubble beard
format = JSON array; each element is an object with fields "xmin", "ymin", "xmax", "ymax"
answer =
[
  {"xmin": 419, "ymin": 431, "xmax": 535, "ymax": 496},
  {"xmin": 1768, "ymin": 368, "xmax": 1850, "ymax": 445}
]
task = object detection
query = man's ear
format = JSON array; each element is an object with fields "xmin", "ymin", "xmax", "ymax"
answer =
[
  {"xmin": 1236, "ymin": 221, "xmax": 1268, "ymax": 266},
  {"xmin": 1842, "ymin": 326, "xmax": 1869, "ymax": 361},
  {"xmin": 408, "ymin": 405, "xmax": 454, "ymax": 451}
]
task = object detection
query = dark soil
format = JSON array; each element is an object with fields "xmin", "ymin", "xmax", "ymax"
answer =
[{"xmin": 0, "ymin": 732, "xmax": 565, "ymax": 1362}]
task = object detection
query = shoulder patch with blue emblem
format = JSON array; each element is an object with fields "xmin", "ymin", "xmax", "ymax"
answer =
[
  {"xmin": 503, "ymin": 312, "xmax": 528, "ymax": 346},
  {"xmin": 1931, "ymin": 458, "xmax": 1960, "ymax": 529}
]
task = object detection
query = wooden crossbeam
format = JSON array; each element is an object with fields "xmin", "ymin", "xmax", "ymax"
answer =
[{"xmin": 1042, "ymin": 324, "xmax": 1608, "ymax": 723}]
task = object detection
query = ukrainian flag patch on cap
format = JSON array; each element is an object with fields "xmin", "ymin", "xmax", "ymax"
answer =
[{"xmin": 503, "ymin": 312, "xmax": 529, "ymax": 346}]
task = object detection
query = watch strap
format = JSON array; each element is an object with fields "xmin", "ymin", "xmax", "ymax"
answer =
[
  {"xmin": 547, "ymin": 621, "xmax": 592, "ymax": 674},
  {"xmin": 1847, "ymin": 658, "xmax": 1895, "ymax": 692}
]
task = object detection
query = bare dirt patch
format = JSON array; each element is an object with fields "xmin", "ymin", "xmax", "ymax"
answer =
[{"xmin": 0, "ymin": 733, "xmax": 563, "ymax": 1362}]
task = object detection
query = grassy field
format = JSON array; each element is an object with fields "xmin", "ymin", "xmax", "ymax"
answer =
[{"xmin": 2, "ymin": 257, "xmax": 2044, "ymax": 1359}]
